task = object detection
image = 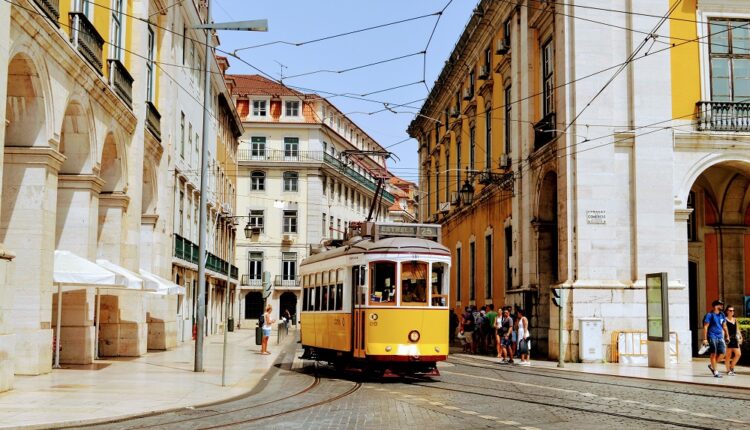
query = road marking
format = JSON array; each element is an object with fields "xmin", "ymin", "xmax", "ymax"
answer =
[
  {"xmin": 579, "ymin": 392, "xmax": 597, "ymax": 397},
  {"xmin": 460, "ymin": 410, "xmax": 478, "ymax": 415},
  {"xmin": 667, "ymin": 408, "xmax": 688, "ymax": 413},
  {"xmin": 479, "ymin": 415, "xmax": 498, "ymax": 420},
  {"xmin": 600, "ymin": 397, "xmax": 618, "ymax": 401},
  {"xmin": 442, "ymin": 405, "xmax": 460, "ymax": 410},
  {"xmin": 429, "ymin": 401, "xmax": 444, "ymax": 406},
  {"xmin": 498, "ymin": 420, "xmax": 520, "ymax": 425}
]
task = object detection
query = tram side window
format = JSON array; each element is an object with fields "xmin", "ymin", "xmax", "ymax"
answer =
[
  {"xmin": 315, "ymin": 286, "xmax": 322, "ymax": 311},
  {"xmin": 303, "ymin": 287, "xmax": 308, "ymax": 311},
  {"xmin": 401, "ymin": 261, "xmax": 428, "ymax": 305},
  {"xmin": 431, "ymin": 263, "xmax": 448, "ymax": 307},
  {"xmin": 321, "ymin": 286, "xmax": 329, "ymax": 311},
  {"xmin": 336, "ymin": 283, "xmax": 343, "ymax": 310},
  {"xmin": 328, "ymin": 285, "xmax": 335, "ymax": 310},
  {"xmin": 370, "ymin": 262, "xmax": 396, "ymax": 304}
]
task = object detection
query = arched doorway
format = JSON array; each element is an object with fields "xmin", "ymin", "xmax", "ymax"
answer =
[
  {"xmin": 279, "ymin": 292, "xmax": 297, "ymax": 320},
  {"xmin": 244, "ymin": 292, "xmax": 263, "ymax": 320},
  {"xmin": 534, "ymin": 171, "xmax": 558, "ymax": 357},
  {"xmin": 687, "ymin": 161, "xmax": 750, "ymax": 355}
]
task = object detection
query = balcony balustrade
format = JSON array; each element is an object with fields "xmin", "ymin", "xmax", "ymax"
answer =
[
  {"xmin": 146, "ymin": 101, "xmax": 162, "ymax": 142},
  {"xmin": 173, "ymin": 234, "xmax": 238, "ymax": 279},
  {"xmin": 33, "ymin": 0, "xmax": 60, "ymax": 24},
  {"xmin": 69, "ymin": 12, "xmax": 104, "ymax": 72},
  {"xmin": 241, "ymin": 275, "xmax": 263, "ymax": 287},
  {"xmin": 107, "ymin": 59, "xmax": 133, "ymax": 107},
  {"xmin": 697, "ymin": 101, "xmax": 750, "ymax": 132},
  {"xmin": 274, "ymin": 275, "xmax": 300, "ymax": 288}
]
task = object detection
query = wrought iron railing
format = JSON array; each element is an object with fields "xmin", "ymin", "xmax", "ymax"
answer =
[
  {"xmin": 69, "ymin": 12, "xmax": 104, "ymax": 72},
  {"xmin": 274, "ymin": 275, "xmax": 300, "ymax": 287},
  {"xmin": 174, "ymin": 234, "xmax": 237, "ymax": 279},
  {"xmin": 107, "ymin": 59, "xmax": 133, "ymax": 107},
  {"xmin": 33, "ymin": 0, "xmax": 60, "ymax": 24},
  {"xmin": 241, "ymin": 275, "xmax": 262, "ymax": 286},
  {"xmin": 237, "ymin": 149, "xmax": 322, "ymax": 162},
  {"xmin": 533, "ymin": 112, "xmax": 557, "ymax": 151},
  {"xmin": 696, "ymin": 101, "xmax": 750, "ymax": 132},
  {"xmin": 146, "ymin": 101, "xmax": 162, "ymax": 142}
]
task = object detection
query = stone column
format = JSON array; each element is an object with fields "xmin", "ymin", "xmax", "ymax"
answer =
[
  {"xmin": 0, "ymin": 248, "xmax": 16, "ymax": 391},
  {"xmin": 139, "ymin": 214, "xmax": 158, "ymax": 273},
  {"xmin": 54, "ymin": 174, "xmax": 103, "ymax": 364},
  {"xmin": 97, "ymin": 192, "xmax": 130, "ymax": 262},
  {"xmin": 2, "ymin": 147, "xmax": 64, "ymax": 375}
]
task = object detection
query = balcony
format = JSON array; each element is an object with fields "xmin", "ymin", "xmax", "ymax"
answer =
[
  {"xmin": 697, "ymin": 101, "xmax": 750, "ymax": 132},
  {"xmin": 146, "ymin": 101, "xmax": 162, "ymax": 142},
  {"xmin": 323, "ymin": 153, "xmax": 395, "ymax": 204},
  {"xmin": 241, "ymin": 275, "xmax": 263, "ymax": 287},
  {"xmin": 274, "ymin": 275, "xmax": 300, "ymax": 289},
  {"xmin": 533, "ymin": 112, "xmax": 557, "ymax": 151},
  {"xmin": 69, "ymin": 12, "xmax": 104, "ymax": 72},
  {"xmin": 173, "ymin": 234, "xmax": 238, "ymax": 280},
  {"xmin": 237, "ymin": 149, "xmax": 322, "ymax": 163},
  {"xmin": 107, "ymin": 59, "xmax": 133, "ymax": 107},
  {"xmin": 33, "ymin": 0, "xmax": 60, "ymax": 25}
]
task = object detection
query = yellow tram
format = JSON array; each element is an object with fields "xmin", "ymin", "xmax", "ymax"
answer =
[{"xmin": 299, "ymin": 222, "xmax": 451, "ymax": 376}]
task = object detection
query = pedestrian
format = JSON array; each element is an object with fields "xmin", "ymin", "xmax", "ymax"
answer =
[
  {"xmin": 703, "ymin": 299, "xmax": 729, "ymax": 378},
  {"xmin": 449, "ymin": 309, "xmax": 459, "ymax": 344},
  {"xmin": 486, "ymin": 304, "xmax": 498, "ymax": 353},
  {"xmin": 496, "ymin": 308, "xmax": 513, "ymax": 363},
  {"xmin": 261, "ymin": 304, "xmax": 275, "ymax": 355},
  {"xmin": 462, "ymin": 307, "xmax": 476, "ymax": 353},
  {"xmin": 516, "ymin": 308, "xmax": 531, "ymax": 366},
  {"xmin": 507, "ymin": 306, "xmax": 517, "ymax": 362},
  {"xmin": 476, "ymin": 309, "xmax": 488, "ymax": 354},
  {"xmin": 724, "ymin": 305, "xmax": 742, "ymax": 376}
]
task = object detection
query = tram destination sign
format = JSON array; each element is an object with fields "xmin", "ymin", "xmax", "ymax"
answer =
[{"xmin": 373, "ymin": 223, "xmax": 441, "ymax": 242}]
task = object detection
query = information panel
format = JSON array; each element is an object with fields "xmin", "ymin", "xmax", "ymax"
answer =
[{"xmin": 646, "ymin": 272, "xmax": 670, "ymax": 341}]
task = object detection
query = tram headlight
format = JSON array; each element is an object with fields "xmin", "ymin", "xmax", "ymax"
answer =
[
  {"xmin": 385, "ymin": 345, "xmax": 392, "ymax": 352},
  {"xmin": 408, "ymin": 330, "xmax": 420, "ymax": 343},
  {"xmin": 435, "ymin": 346, "xmax": 441, "ymax": 353}
]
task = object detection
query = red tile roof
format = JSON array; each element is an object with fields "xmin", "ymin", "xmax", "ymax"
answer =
[{"xmin": 227, "ymin": 74, "xmax": 307, "ymax": 97}]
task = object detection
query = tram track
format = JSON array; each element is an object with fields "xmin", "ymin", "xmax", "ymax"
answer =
[
  {"xmin": 396, "ymin": 357, "xmax": 748, "ymax": 429},
  {"xmin": 448, "ymin": 354, "xmax": 750, "ymax": 401}
]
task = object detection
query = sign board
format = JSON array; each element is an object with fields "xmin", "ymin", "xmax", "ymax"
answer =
[
  {"xmin": 586, "ymin": 210, "xmax": 606, "ymax": 224},
  {"xmin": 646, "ymin": 272, "xmax": 670, "ymax": 341},
  {"xmin": 373, "ymin": 223, "xmax": 441, "ymax": 242}
]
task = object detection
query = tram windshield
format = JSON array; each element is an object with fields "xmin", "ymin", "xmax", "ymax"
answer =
[
  {"xmin": 401, "ymin": 261, "xmax": 428, "ymax": 305},
  {"xmin": 370, "ymin": 261, "xmax": 396, "ymax": 304}
]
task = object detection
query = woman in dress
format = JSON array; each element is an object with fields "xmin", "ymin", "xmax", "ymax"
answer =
[
  {"xmin": 261, "ymin": 304, "xmax": 275, "ymax": 355},
  {"xmin": 516, "ymin": 308, "xmax": 530, "ymax": 366},
  {"xmin": 724, "ymin": 305, "xmax": 742, "ymax": 376}
]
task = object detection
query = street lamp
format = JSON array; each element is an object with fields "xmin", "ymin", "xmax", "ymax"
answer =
[
  {"xmin": 192, "ymin": 1, "xmax": 268, "ymax": 374},
  {"xmin": 460, "ymin": 179, "xmax": 475, "ymax": 206}
]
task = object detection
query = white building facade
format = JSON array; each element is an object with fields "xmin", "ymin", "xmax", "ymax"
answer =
[{"xmin": 227, "ymin": 75, "xmax": 393, "ymax": 325}]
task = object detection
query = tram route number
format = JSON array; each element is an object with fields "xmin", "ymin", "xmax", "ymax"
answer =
[{"xmin": 369, "ymin": 321, "xmax": 378, "ymax": 327}]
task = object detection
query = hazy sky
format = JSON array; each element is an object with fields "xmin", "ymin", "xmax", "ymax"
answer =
[{"xmin": 215, "ymin": 0, "xmax": 476, "ymax": 183}]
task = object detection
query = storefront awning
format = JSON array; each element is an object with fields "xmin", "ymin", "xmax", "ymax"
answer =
[
  {"xmin": 96, "ymin": 259, "xmax": 143, "ymax": 290},
  {"xmin": 139, "ymin": 269, "xmax": 186, "ymax": 295},
  {"xmin": 54, "ymin": 250, "xmax": 122, "ymax": 286}
]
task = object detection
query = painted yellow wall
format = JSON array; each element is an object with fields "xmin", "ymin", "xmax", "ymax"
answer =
[
  {"xmin": 124, "ymin": 0, "xmax": 133, "ymax": 70},
  {"xmin": 93, "ymin": 0, "xmax": 110, "ymax": 77},
  {"xmin": 670, "ymin": 0, "xmax": 701, "ymax": 120}
]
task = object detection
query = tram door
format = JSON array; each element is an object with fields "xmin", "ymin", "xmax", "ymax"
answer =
[{"xmin": 352, "ymin": 265, "xmax": 366, "ymax": 358}]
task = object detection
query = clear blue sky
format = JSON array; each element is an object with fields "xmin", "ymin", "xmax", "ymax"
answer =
[{"xmin": 215, "ymin": 0, "xmax": 476, "ymax": 183}]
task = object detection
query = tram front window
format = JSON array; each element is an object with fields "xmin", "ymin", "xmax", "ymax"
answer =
[
  {"xmin": 401, "ymin": 261, "xmax": 428, "ymax": 306},
  {"xmin": 370, "ymin": 261, "xmax": 396, "ymax": 304},
  {"xmin": 431, "ymin": 263, "xmax": 449, "ymax": 307}
]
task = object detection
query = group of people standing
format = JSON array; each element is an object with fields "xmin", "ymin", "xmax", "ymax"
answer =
[
  {"xmin": 703, "ymin": 299, "xmax": 743, "ymax": 378},
  {"xmin": 450, "ymin": 304, "xmax": 531, "ymax": 366}
]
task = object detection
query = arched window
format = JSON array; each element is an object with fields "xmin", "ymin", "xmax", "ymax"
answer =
[
  {"xmin": 251, "ymin": 171, "xmax": 265, "ymax": 191},
  {"xmin": 283, "ymin": 171, "xmax": 299, "ymax": 192}
]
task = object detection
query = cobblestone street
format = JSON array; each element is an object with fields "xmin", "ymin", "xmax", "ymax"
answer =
[{"xmin": 69, "ymin": 342, "xmax": 750, "ymax": 430}]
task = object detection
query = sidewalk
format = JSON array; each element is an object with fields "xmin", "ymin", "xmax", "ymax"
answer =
[
  {"xmin": 0, "ymin": 326, "xmax": 297, "ymax": 429},
  {"xmin": 456, "ymin": 351, "xmax": 750, "ymax": 389}
]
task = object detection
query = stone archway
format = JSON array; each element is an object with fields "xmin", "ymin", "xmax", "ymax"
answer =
[
  {"xmin": 1, "ymin": 52, "xmax": 58, "ymax": 376},
  {"xmin": 533, "ymin": 171, "xmax": 558, "ymax": 357},
  {"xmin": 686, "ymin": 161, "xmax": 750, "ymax": 356},
  {"xmin": 97, "ymin": 133, "xmax": 128, "ymax": 262}
]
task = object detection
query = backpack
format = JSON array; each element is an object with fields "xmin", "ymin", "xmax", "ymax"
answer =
[{"xmin": 259, "ymin": 313, "xmax": 265, "ymax": 326}]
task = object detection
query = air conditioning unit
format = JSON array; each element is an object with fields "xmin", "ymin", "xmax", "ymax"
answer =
[
  {"xmin": 463, "ymin": 88, "xmax": 472, "ymax": 100},
  {"xmin": 450, "ymin": 106, "xmax": 460, "ymax": 118},
  {"xmin": 438, "ymin": 201, "xmax": 451, "ymax": 214},
  {"xmin": 450, "ymin": 192, "xmax": 460, "ymax": 205},
  {"xmin": 496, "ymin": 38, "xmax": 510, "ymax": 55},
  {"xmin": 282, "ymin": 234, "xmax": 294, "ymax": 244},
  {"xmin": 500, "ymin": 154, "xmax": 512, "ymax": 169},
  {"xmin": 479, "ymin": 64, "xmax": 490, "ymax": 79}
]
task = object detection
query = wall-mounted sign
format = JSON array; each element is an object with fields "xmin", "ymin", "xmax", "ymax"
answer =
[
  {"xmin": 375, "ymin": 223, "xmax": 440, "ymax": 241},
  {"xmin": 646, "ymin": 272, "xmax": 670, "ymax": 342},
  {"xmin": 586, "ymin": 210, "xmax": 606, "ymax": 224}
]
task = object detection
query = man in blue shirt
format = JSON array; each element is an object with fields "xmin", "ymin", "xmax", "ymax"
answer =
[{"xmin": 703, "ymin": 299, "xmax": 729, "ymax": 378}]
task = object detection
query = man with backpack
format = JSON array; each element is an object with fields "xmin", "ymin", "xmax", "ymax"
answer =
[{"xmin": 703, "ymin": 299, "xmax": 729, "ymax": 378}]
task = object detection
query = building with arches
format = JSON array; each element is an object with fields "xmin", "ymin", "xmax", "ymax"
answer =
[
  {"xmin": 0, "ymin": 0, "xmax": 241, "ymax": 392},
  {"xmin": 410, "ymin": 0, "xmax": 750, "ymax": 363}
]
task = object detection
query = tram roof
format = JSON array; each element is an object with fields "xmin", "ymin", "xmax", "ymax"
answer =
[{"xmin": 301, "ymin": 237, "xmax": 450, "ymax": 266}]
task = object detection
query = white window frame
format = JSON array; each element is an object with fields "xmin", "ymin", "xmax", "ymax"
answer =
[
  {"xmin": 110, "ymin": 0, "xmax": 124, "ymax": 60},
  {"xmin": 283, "ymin": 171, "xmax": 299, "ymax": 192},
  {"xmin": 146, "ymin": 26, "xmax": 155, "ymax": 102},
  {"xmin": 250, "ymin": 136, "xmax": 266, "ymax": 160},
  {"xmin": 252, "ymin": 99, "xmax": 268, "ymax": 117},
  {"xmin": 250, "ymin": 171, "xmax": 265, "ymax": 191},
  {"xmin": 284, "ymin": 100, "xmax": 300, "ymax": 117},
  {"xmin": 248, "ymin": 251, "xmax": 263, "ymax": 281},
  {"xmin": 248, "ymin": 209, "xmax": 264, "ymax": 232},
  {"xmin": 282, "ymin": 252, "xmax": 297, "ymax": 282},
  {"xmin": 697, "ymin": 7, "xmax": 750, "ymax": 101},
  {"xmin": 283, "ymin": 210, "xmax": 298, "ymax": 234},
  {"xmin": 284, "ymin": 137, "xmax": 299, "ymax": 160}
]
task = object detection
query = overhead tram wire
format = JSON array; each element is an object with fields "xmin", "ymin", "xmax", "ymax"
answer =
[
  {"xmin": 422, "ymin": 0, "xmax": 455, "ymax": 93},
  {"xmin": 281, "ymin": 51, "xmax": 426, "ymax": 80}
]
